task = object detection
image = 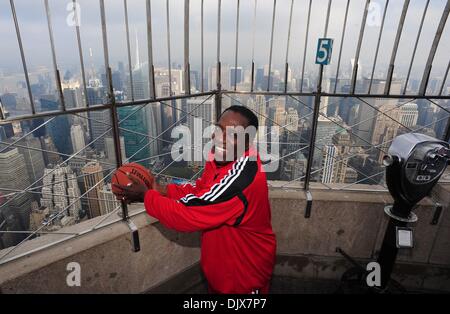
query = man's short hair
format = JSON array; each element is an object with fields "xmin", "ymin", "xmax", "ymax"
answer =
[{"xmin": 220, "ymin": 105, "xmax": 259, "ymax": 130}]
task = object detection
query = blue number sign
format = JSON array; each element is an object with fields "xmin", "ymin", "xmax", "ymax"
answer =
[{"xmin": 316, "ymin": 38, "xmax": 333, "ymax": 65}]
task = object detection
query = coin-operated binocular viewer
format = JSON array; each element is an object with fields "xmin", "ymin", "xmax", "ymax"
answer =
[
  {"xmin": 337, "ymin": 133, "xmax": 449, "ymax": 293},
  {"xmin": 378, "ymin": 133, "xmax": 450, "ymax": 289}
]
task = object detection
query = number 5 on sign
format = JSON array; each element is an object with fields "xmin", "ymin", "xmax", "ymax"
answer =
[{"xmin": 316, "ymin": 38, "xmax": 334, "ymax": 65}]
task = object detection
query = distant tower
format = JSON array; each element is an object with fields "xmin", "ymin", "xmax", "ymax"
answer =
[{"xmin": 134, "ymin": 29, "xmax": 141, "ymax": 71}]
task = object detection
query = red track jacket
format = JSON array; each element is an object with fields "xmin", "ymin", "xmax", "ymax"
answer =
[{"xmin": 144, "ymin": 148, "xmax": 276, "ymax": 294}]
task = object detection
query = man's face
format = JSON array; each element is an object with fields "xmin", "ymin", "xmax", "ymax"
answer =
[{"xmin": 212, "ymin": 110, "xmax": 249, "ymax": 165}]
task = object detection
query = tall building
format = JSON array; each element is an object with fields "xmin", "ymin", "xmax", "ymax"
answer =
[
  {"xmin": 285, "ymin": 108, "xmax": 299, "ymax": 132},
  {"xmin": 353, "ymin": 79, "xmax": 401, "ymax": 146},
  {"xmin": 104, "ymin": 136, "xmax": 126, "ymax": 164},
  {"xmin": 371, "ymin": 101, "xmax": 401, "ymax": 163},
  {"xmin": 88, "ymin": 109, "xmax": 110, "ymax": 154},
  {"xmin": 117, "ymin": 106, "xmax": 150, "ymax": 166},
  {"xmin": 208, "ymin": 65, "xmax": 230, "ymax": 91},
  {"xmin": 399, "ymin": 103, "xmax": 419, "ymax": 128},
  {"xmin": 71, "ymin": 124, "xmax": 86, "ymax": 153},
  {"xmin": 246, "ymin": 95, "xmax": 267, "ymax": 143},
  {"xmin": 0, "ymin": 147, "xmax": 33, "ymax": 246},
  {"xmin": 320, "ymin": 140, "xmax": 357, "ymax": 185},
  {"xmin": 82, "ymin": 161, "xmax": 104, "ymax": 219},
  {"xmin": 98, "ymin": 183, "xmax": 121, "ymax": 216},
  {"xmin": 321, "ymin": 145, "xmax": 337, "ymax": 184},
  {"xmin": 332, "ymin": 130, "xmax": 357, "ymax": 184},
  {"xmin": 40, "ymin": 165, "xmax": 82, "ymax": 220},
  {"xmin": 314, "ymin": 116, "xmax": 344, "ymax": 168},
  {"xmin": 13, "ymin": 136, "xmax": 45, "ymax": 186},
  {"xmin": 41, "ymin": 136, "xmax": 63, "ymax": 166},
  {"xmin": 281, "ymin": 153, "xmax": 306, "ymax": 181},
  {"xmin": 230, "ymin": 67, "xmax": 243, "ymax": 87}
]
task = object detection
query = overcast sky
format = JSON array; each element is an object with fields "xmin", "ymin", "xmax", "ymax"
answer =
[{"xmin": 0, "ymin": 0, "xmax": 449, "ymax": 82}]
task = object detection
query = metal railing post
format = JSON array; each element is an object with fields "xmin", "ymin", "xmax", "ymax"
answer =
[{"xmin": 304, "ymin": 65, "xmax": 324, "ymax": 190}]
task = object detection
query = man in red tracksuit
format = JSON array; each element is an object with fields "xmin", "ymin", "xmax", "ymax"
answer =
[{"xmin": 113, "ymin": 106, "xmax": 276, "ymax": 294}]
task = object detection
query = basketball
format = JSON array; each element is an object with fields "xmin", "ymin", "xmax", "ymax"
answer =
[{"xmin": 111, "ymin": 163, "xmax": 153, "ymax": 195}]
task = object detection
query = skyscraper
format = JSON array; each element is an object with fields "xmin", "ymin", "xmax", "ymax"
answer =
[
  {"xmin": 40, "ymin": 165, "xmax": 82, "ymax": 220},
  {"xmin": 88, "ymin": 109, "xmax": 110, "ymax": 154},
  {"xmin": 321, "ymin": 145, "xmax": 337, "ymax": 184},
  {"xmin": 0, "ymin": 147, "xmax": 33, "ymax": 245},
  {"xmin": 71, "ymin": 124, "xmax": 86, "ymax": 153},
  {"xmin": 13, "ymin": 136, "xmax": 45, "ymax": 186},
  {"xmin": 399, "ymin": 103, "xmax": 419, "ymax": 128},
  {"xmin": 230, "ymin": 67, "xmax": 243, "ymax": 87},
  {"xmin": 82, "ymin": 161, "xmax": 104, "ymax": 219},
  {"xmin": 117, "ymin": 106, "xmax": 150, "ymax": 166}
]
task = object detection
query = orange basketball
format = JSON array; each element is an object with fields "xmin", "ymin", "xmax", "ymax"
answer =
[{"xmin": 111, "ymin": 163, "xmax": 153, "ymax": 195}]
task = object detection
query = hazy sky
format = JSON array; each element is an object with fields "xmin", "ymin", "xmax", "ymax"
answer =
[{"xmin": 0, "ymin": 0, "xmax": 449, "ymax": 83}]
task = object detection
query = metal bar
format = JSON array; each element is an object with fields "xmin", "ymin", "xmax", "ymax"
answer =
[
  {"xmin": 0, "ymin": 92, "xmax": 215, "ymax": 125},
  {"xmin": 445, "ymin": 113, "xmax": 450, "ymax": 142},
  {"xmin": 304, "ymin": 64, "xmax": 322, "ymax": 189},
  {"xmin": 333, "ymin": 0, "xmax": 350, "ymax": 94},
  {"xmin": 0, "ymin": 230, "xmax": 78, "ymax": 236},
  {"xmin": 300, "ymin": 0, "xmax": 312, "ymax": 93},
  {"xmin": 216, "ymin": 0, "xmax": 222, "ymax": 118},
  {"xmin": 419, "ymin": 0, "xmax": 450, "ymax": 96},
  {"xmin": 439, "ymin": 59, "xmax": 450, "ymax": 96},
  {"xmin": 99, "ymin": 0, "xmax": 111, "ymax": 102},
  {"xmin": 146, "ymin": 0, "xmax": 156, "ymax": 99},
  {"xmin": 318, "ymin": 0, "xmax": 333, "ymax": 93},
  {"xmin": 108, "ymin": 73, "xmax": 128, "ymax": 221},
  {"xmin": 9, "ymin": 0, "xmax": 35, "ymax": 114},
  {"xmin": 217, "ymin": 0, "xmax": 221, "ymax": 66},
  {"xmin": 72, "ymin": 0, "xmax": 89, "ymax": 107},
  {"xmin": 350, "ymin": 0, "xmax": 370, "ymax": 94},
  {"xmin": 184, "ymin": 0, "xmax": 190, "ymax": 94},
  {"xmin": 323, "ymin": 0, "xmax": 332, "ymax": 37},
  {"xmin": 44, "ymin": 0, "xmax": 65, "ymax": 111},
  {"xmin": 166, "ymin": 0, "xmax": 173, "ymax": 96},
  {"xmin": 201, "ymin": 0, "xmax": 204, "ymax": 92},
  {"xmin": 403, "ymin": 0, "xmax": 430, "ymax": 95},
  {"xmin": 267, "ymin": 0, "xmax": 277, "ymax": 92},
  {"xmin": 222, "ymin": 90, "xmax": 450, "ymax": 100},
  {"xmin": 284, "ymin": 0, "xmax": 294, "ymax": 93},
  {"xmin": 250, "ymin": 0, "xmax": 257, "ymax": 92},
  {"xmin": 233, "ymin": 0, "xmax": 240, "ymax": 91},
  {"xmin": 124, "ymin": 0, "xmax": 135, "ymax": 102},
  {"xmin": 384, "ymin": 0, "xmax": 410, "ymax": 95}
]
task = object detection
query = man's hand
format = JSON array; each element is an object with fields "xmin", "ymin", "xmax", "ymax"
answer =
[{"xmin": 113, "ymin": 174, "xmax": 149, "ymax": 204}]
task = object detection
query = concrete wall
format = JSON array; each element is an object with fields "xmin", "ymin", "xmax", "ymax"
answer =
[
  {"xmin": 270, "ymin": 184, "xmax": 450, "ymax": 292},
  {"xmin": 0, "ymin": 184, "xmax": 449, "ymax": 293}
]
